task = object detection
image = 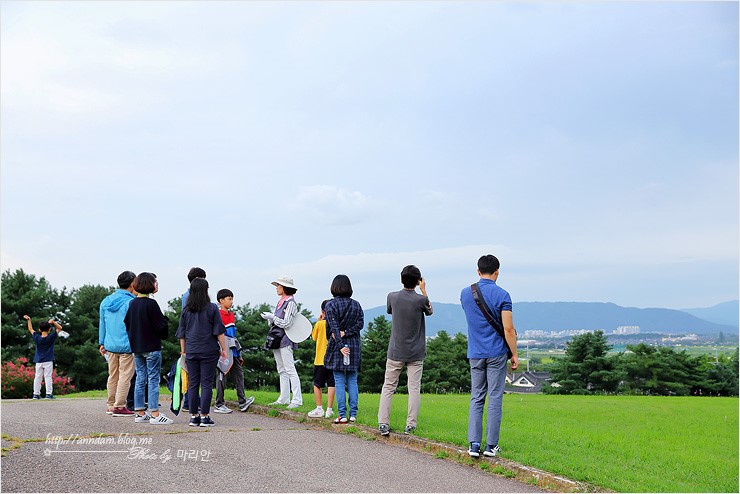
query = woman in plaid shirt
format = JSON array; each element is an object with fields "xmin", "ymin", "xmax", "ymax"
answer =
[{"xmin": 324, "ymin": 274, "xmax": 364, "ymax": 423}]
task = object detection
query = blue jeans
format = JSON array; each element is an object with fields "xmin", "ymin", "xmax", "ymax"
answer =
[
  {"xmin": 333, "ymin": 370, "xmax": 358, "ymax": 419},
  {"xmin": 468, "ymin": 355, "xmax": 507, "ymax": 447},
  {"xmin": 134, "ymin": 351, "xmax": 162, "ymax": 412}
]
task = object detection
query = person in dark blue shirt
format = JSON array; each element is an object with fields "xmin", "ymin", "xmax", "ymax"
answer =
[
  {"xmin": 177, "ymin": 278, "xmax": 227, "ymax": 427},
  {"xmin": 24, "ymin": 315, "xmax": 63, "ymax": 399}
]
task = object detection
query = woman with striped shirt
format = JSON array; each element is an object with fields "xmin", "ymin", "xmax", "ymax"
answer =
[{"xmin": 261, "ymin": 276, "xmax": 303, "ymax": 408}]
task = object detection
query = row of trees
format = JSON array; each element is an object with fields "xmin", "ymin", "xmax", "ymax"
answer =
[
  {"xmin": 2, "ymin": 269, "xmax": 738, "ymax": 397},
  {"xmin": 548, "ymin": 330, "xmax": 739, "ymax": 396}
]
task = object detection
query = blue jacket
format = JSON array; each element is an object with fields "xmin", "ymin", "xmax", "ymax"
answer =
[{"xmin": 99, "ymin": 289, "xmax": 135, "ymax": 353}]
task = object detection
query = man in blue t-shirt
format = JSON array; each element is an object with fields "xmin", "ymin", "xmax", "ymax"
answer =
[
  {"xmin": 24, "ymin": 315, "xmax": 63, "ymax": 399},
  {"xmin": 460, "ymin": 254, "xmax": 518, "ymax": 458}
]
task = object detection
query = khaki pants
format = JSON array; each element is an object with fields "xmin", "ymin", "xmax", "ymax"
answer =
[
  {"xmin": 378, "ymin": 359, "xmax": 424, "ymax": 428},
  {"xmin": 107, "ymin": 353, "xmax": 135, "ymax": 409}
]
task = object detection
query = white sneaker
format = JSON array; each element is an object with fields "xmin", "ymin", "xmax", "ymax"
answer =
[
  {"xmin": 324, "ymin": 408, "xmax": 334, "ymax": 418},
  {"xmin": 307, "ymin": 406, "xmax": 324, "ymax": 418},
  {"xmin": 134, "ymin": 413, "xmax": 151, "ymax": 423},
  {"xmin": 213, "ymin": 404, "xmax": 233, "ymax": 414},
  {"xmin": 149, "ymin": 414, "xmax": 174, "ymax": 425},
  {"xmin": 269, "ymin": 400, "xmax": 288, "ymax": 406},
  {"xmin": 286, "ymin": 403, "xmax": 301, "ymax": 409}
]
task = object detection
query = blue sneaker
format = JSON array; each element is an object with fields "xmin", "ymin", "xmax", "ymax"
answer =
[
  {"xmin": 44, "ymin": 394, "xmax": 55, "ymax": 399},
  {"xmin": 483, "ymin": 444, "xmax": 500, "ymax": 457},
  {"xmin": 32, "ymin": 394, "xmax": 41, "ymax": 400},
  {"xmin": 468, "ymin": 442, "xmax": 481, "ymax": 457}
]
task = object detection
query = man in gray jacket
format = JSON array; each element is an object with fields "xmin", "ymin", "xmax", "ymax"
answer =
[
  {"xmin": 99, "ymin": 271, "xmax": 137, "ymax": 416},
  {"xmin": 378, "ymin": 265, "xmax": 433, "ymax": 436}
]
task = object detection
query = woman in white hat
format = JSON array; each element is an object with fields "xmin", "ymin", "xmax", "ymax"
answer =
[{"xmin": 261, "ymin": 276, "xmax": 303, "ymax": 408}]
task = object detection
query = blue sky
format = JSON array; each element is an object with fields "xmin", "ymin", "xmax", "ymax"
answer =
[{"xmin": 1, "ymin": 1, "xmax": 737, "ymax": 315}]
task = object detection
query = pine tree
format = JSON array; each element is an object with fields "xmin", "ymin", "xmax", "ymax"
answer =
[
  {"xmin": 1, "ymin": 269, "xmax": 72, "ymax": 363},
  {"xmin": 550, "ymin": 330, "xmax": 621, "ymax": 393},
  {"xmin": 358, "ymin": 316, "xmax": 391, "ymax": 393},
  {"xmin": 55, "ymin": 283, "xmax": 114, "ymax": 391}
]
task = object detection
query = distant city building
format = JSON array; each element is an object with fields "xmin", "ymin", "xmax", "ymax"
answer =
[
  {"xmin": 522, "ymin": 329, "xmax": 596, "ymax": 339},
  {"xmin": 661, "ymin": 334, "xmax": 699, "ymax": 343},
  {"xmin": 614, "ymin": 325, "xmax": 641, "ymax": 335}
]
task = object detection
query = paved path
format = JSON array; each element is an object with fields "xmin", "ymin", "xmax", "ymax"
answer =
[{"xmin": 1, "ymin": 398, "xmax": 545, "ymax": 493}]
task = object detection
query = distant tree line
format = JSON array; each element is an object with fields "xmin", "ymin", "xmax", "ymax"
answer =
[
  {"xmin": 546, "ymin": 330, "xmax": 739, "ymax": 396},
  {"xmin": 2, "ymin": 269, "xmax": 737, "ymax": 397}
]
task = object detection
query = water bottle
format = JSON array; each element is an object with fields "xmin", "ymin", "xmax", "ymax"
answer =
[{"xmin": 342, "ymin": 345, "xmax": 350, "ymax": 366}]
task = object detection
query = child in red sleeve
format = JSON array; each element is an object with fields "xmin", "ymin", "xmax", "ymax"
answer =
[{"xmin": 212, "ymin": 289, "xmax": 254, "ymax": 414}]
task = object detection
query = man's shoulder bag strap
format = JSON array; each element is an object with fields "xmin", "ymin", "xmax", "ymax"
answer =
[{"xmin": 470, "ymin": 283, "xmax": 513, "ymax": 360}]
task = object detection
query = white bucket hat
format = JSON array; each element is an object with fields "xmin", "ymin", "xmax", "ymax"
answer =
[{"xmin": 271, "ymin": 276, "xmax": 297, "ymax": 290}]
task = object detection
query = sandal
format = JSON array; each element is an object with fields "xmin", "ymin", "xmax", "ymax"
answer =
[{"xmin": 333, "ymin": 417, "xmax": 348, "ymax": 424}]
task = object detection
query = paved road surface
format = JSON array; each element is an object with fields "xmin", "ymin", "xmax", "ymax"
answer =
[{"xmin": 1, "ymin": 398, "xmax": 546, "ymax": 493}]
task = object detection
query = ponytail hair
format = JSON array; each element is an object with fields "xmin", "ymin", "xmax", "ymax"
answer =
[{"xmin": 185, "ymin": 278, "xmax": 211, "ymax": 313}]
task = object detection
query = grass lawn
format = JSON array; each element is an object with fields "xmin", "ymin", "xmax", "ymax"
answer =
[{"xmin": 62, "ymin": 388, "xmax": 738, "ymax": 492}]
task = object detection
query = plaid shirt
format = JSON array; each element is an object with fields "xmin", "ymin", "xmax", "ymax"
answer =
[{"xmin": 323, "ymin": 297, "xmax": 364, "ymax": 371}]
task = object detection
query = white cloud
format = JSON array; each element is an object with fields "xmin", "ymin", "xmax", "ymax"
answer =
[
  {"xmin": 0, "ymin": 3, "xmax": 228, "ymax": 133},
  {"xmin": 295, "ymin": 185, "xmax": 379, "ymax": 226}
]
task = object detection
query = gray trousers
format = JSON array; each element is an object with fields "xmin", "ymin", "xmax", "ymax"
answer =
[
  {"xmin": 378, "ymin": 359, "xmax": 424, "ymax": 428},
  {"xmin": 215, "ymin": 357, "xmax": 246, "ymax": 406},
  {"xmin": 468, "ymin": 354, "xmax": 507, "ymax": 447}
]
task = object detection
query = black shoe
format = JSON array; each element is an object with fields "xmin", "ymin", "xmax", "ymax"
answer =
[
  {"xmin": 199, "ymin": 416, "xmax": 215, "ymax": 427},
  {"xmin": 239, "ymin": 396, "xmax": 255, "ymax": 412},
  {"xmin": 468, "ymin": 442, "xmax": 481, "ymax": 457},
  {"xmin": 378, "ymin": 423, "xmax": 390, "ymax": 436},
  {"xmin": 189, "ymin": 415, "xmax": 201, "ymax": 427}
]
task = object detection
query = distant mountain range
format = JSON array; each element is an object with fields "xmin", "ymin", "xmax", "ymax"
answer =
[
  {"xmin": 680, "ymin": 301, "xmax": 739, "ymax": 327},
  {"xmin": 363, "ymin": 300, "xmax": 739, "ymax": 336}
]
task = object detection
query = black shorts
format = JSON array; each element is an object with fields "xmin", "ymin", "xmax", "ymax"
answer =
[{"xmin": 313, "ymin": 365, "xmax": 335, "ymax": 388}]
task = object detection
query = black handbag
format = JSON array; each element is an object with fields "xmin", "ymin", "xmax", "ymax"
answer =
[{"xmin": 263, "ymin": 326, "xmax": 283, "ymax": 350}]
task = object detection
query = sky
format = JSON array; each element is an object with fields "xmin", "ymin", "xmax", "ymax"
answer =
[{"xmin": 1, "ymin": 1, "xmax": 738, "ymax": 317}]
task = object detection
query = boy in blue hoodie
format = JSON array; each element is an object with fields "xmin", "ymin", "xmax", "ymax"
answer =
[{"xmin": 99, "ymin": 271, "xmax": 137, "ymax": 416}]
